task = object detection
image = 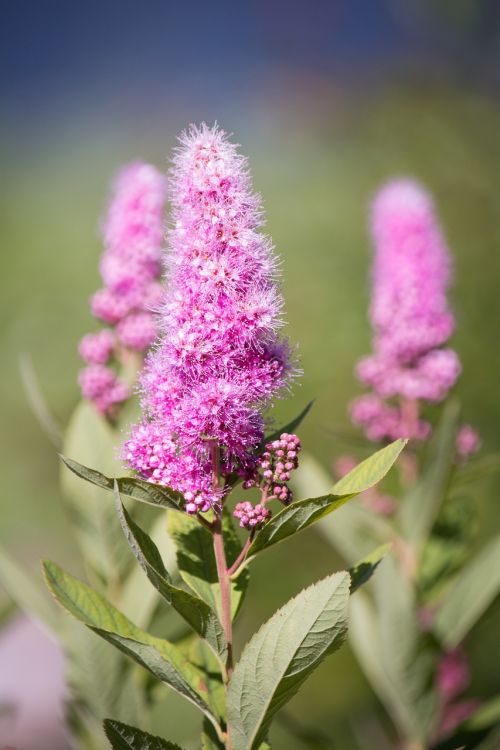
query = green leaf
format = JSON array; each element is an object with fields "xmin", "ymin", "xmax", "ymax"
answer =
[
  {"xmin": 168, "ymin": 511, "xmax": 247, "ymax": 620},
  {"xmin": 114, "ymin": 485, "xmax": 226, "ymax": 660},
  {"xmin": 201, "ymin": 722, "xmax": 225, "ymax": 750},
  {"xmin": 292, "ymin": 453, "xmax": 392, "ymax": 565},
  {"xmin": 349, "ymin": 544, "xmax": 390, "ymax": 594},
  {"xmin": 61, "ymin": 402, "xmax": 130, "ymax": 582},
  {"xmin": 434, "ymin": 533, "xmax": 500, "ymax": 648},
  {"xmin": 19, "ymin": 352, "xmax": 63, "ymax": 448},
  {"xmin": 182, "ymin": 639, "xmax": 226, "ymax": 723},
  {"xmin": 62, "ymin": 453, "xmax": 184, "ymax": 511},
  {"xmin": 400, "ymin": 399, "xmax": 460, "ymax": 547},
  {"xmin": 62, "ymin": 620, "xmax": 146, "ymax": 736},
  {"xmin": 261, "ymin": 400, "xmax": 314, "ymax": 448},
  {"xmin": 120, "ymin": 512, "xmax": 179, "ymax": 629},
  {"xmin": 463, "ymin": 696, "xmax": 500, "ymax": 731},
  {"xmin": 348, "ymin": 592, "xmax": 415, "ymax": 738},
  {"xmin": 43, "ymin": 560, "xmax": 219, "ymax": 726},
  {"xmin": 331, "ymin": 439, "xmax": 407, "ymax": 495},
  {"xmin": 247, "ymin": 440, "xmax": 405, "ymax": 560},
  {"xmin": 104, "ymin": 719, "xmax": 185, "ymax": 749},
  {"xmin": 0, "ymin": 545, "xmax": 60, "ymax": 631},
  {"xmin": 371, "ymin": 557, "xmax": 438, "ymax": 741},
  {"xmin": 227, "ymin": 572, "xmax": 349, "ymax": 750},
  {"xmin": 452, "ymin": 453, "xmax": 500, "ymax": 489}
]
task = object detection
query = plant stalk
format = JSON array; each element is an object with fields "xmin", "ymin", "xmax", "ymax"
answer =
[{"xmin": 213, "ymin": 519, "xmax": 234, "ymax": 680}]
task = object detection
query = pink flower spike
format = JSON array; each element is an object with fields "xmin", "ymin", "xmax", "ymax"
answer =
[
  {"xmin": 78, "ymin": 161, "xmax": 167, "ymax": 413},
  {"xmin": 123, "ymin": 124, "xmax": 297, "ymax": 514},
  {"xmin": 78, "ymin": 329, "xmax": 115, "ymax": 364},
  {"xmin": 437, "ymin": 648, "xmax": 470, "ymax": 703},
  {"xmin": 351, "ymin": 179, "xmax": 460, "ymax": 443}
]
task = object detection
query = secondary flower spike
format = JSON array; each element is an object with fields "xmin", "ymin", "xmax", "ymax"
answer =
[
  {"xmin": 78, "ymin": 162, "xmax": 167, "ymax": 416},
  {"xmin": 124, "ymin": 124, "xmax": 295, "ymax": 512},
  {"xmin": 351, "ymin": 179, "xmax": 461, "ymax": 441}
]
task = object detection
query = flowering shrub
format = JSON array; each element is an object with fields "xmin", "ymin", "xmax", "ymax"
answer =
[
  {"xmin": 39, "ymin": 126, "xmax": 405, "ymax": 750},
  {"xmin": 2, "ymin": 127, "xmax": 499, "ymax": 750},
  {"xmin": 296, "ymin": 179, "xmax": 500, "ymax": 750}
]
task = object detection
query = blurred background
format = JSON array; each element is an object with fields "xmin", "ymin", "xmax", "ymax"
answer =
[{"xmin": 2, "ymin": 0, "xmax": 500, "ymax": 747}]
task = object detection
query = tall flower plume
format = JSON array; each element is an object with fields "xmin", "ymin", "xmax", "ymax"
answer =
[
  {"xmin": 78, "ymin": 162, "xmax": 167, "ymax": 415},
  {"xmin": 351, "ymin": 179, "xmax": 461, "ymax": 441},
  {"xmin": 124, "ymin": 124, "xmax": 295, "ymax": 513}
]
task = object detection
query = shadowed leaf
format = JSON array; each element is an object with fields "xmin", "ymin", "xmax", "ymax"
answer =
[
  {"xmin": 62, "ymin": 454, "xmax": 184, "ymax": 511},
  {"xmin": 114, "ymin": 485, "xmax": 226, "ymax": 660},
  {"xmin": 104, "ymin": 719, "xmax": 185, "ymax": 749}
]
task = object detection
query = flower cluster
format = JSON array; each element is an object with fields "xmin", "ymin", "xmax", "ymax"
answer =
[
  {"xmin": 257, "ymin": 432, "xmax": 301, "ymax": 504},
  {"xmin": 436, "ymin": 648, "xmax": 480, "ymax": 738},
  {"xmin": 78, "ymin": 162, "xmax": 167, "ymax": 415},
  {"xmin": 351, "ymin": 179, "xmax": 461, "ymax": 442},
  {"xmin": 233, "ymin": 501, "xmax": 271, "ymax": 530},
  {"xmin": 456, "ymin": 424, "xmax": 481, "ymax": 459},
  {"xmin": 124, "ymin": 125, "xmax": 295, "ymax": 512}
]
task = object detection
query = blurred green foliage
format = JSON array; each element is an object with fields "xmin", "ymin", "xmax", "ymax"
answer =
[{"xmin": 2, "ymin": 83, "xmax": 500, "ymax": 748}]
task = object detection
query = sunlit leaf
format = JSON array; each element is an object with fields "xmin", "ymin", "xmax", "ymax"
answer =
[
  {"xmin": 43, "ymin": 560, "xmax": 219, "ymax": 726},
  {"xmin": 400, "ymin": 399, "xmax": 460, "ymax": 548},
  {"xmin": 247, "ymin": 441, "xmax": 405, "ymax": 560},
  {"xmin": 227, "ymin": 572, "xmax": 349, "ymax": 750},
  {"xmin": 0, "ymin": 545, "xmax": 60, "ymax": 631},
  {"xmin": 434, "ymin": 533, "xmax": 500, "ymax": 648}
]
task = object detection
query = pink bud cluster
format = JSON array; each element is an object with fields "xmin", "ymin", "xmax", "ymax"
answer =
[
  {"xmin": 351, "ymin": 180, "xmax": 461, "ymax": 442},
  {"xmin": 436, "ymin": 648, "xmax": 480, "ymax": 738},
  {"xmin": 78, "ymin": 163, "xmax": 167, "ymax": 415},
  {"xmin": 256, "ymin": 432, "xmax": 301, "ymax": 504},
  {"xmin": 124, "ymin": 125, "xmax": 295, "ymax": 513},
  {"xmin": 240, "ymin": 432, "xmax": 301, "ymax": 504},
  {"xmin": 456, "ymin": 424, "xmax": 481, "ymax": 459},
  {"xmin": 233, "ymin": 501, "xmax": 271, "ymax": 530}
]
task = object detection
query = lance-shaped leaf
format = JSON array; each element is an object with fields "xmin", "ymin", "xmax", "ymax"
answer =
[
  {"xmin": 349, "ymin": 544, "xmax": 390, "ymax": 594},
  {"xmin": 62, "ymin": 454, "xmax": 184, "ymax": 511},
  {"xmin": 247, "ymin": 440, "xmax": 406, "ymax": 559},
  {"xmin": 331, "ymin": 439, "xmax": 407, "ymax": 495},
  {"xmin": 227, "ymin": 572, "xmax": 349, "ymax": 750},
  {"xmin": 433, "ymin": 532, "xmax": 500, "ymax": 648},
  {"xmin": 168, "ymin": 510, "xmax": 248, "ymax": 620},
  {"xmin": 104, "ymin": 719, "xmax": 186, "ymax": 750},
  {"xmin": 349, "ymin": 592, "xmax": 415, "ymax": 738},
  {"xmin": 400, "ymin": 399, "xmax": 460, "ymax": 547},
  {"xmin": 114, "ymin": 485, "xmax": 226, "ymax": 660},
  {"xmin": 0, "ymin": 545, "xmax": 61, "ymax": 632},
  {"xmin": 292, "ymin": 453, "xmax": 393, "ymax": 565},
  {"xmin": 43, "ymin": 561, "xmax": 219, "ymax": 727},
  {"xmin": 451, "ymin": 453, "xmax": 500, "ymax": 489},
  {"xmin": 261, "ymin": 400, "xmax": 314, "ymax": 448}
]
